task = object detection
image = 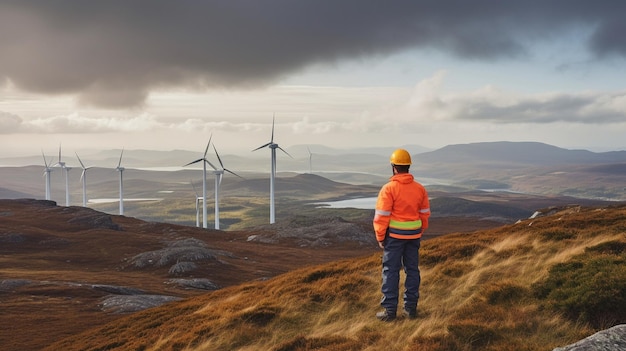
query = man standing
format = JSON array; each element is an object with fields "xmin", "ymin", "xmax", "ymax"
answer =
[{"xmin": 373, "ymin": 148, "xmax": 430, "ymax": 321}]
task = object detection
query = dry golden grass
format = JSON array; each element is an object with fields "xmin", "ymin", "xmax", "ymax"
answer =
[{"xmin": 40, "ymin": 204, "xmax": 626, "ymax": 351}]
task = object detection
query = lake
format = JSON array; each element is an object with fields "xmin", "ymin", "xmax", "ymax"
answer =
[{"xmin": 315, "ymin": 197, "xmax": 377, "ymax": 209}]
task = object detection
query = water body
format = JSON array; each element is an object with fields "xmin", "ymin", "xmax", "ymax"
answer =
[
  {"xmin": 315, "ymin": 197, "xmax": 377, "ymax": 209},
  {"xmin": 89, "ymin": 198, "xmax": 163, "ymax": 204}
]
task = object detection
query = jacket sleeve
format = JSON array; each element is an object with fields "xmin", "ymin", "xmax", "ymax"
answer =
[
  {"xmin": 419, "ymin": 188, "xmax": 431, "ymax": 231},
  {"xmin": 373, "ymin": 185, "xmax": 392, "ymax": 242}
]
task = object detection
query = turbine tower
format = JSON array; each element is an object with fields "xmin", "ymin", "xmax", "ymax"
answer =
[
  {"xmin": 212, "ymin": 144, "xmax": 243, "ymax": 230},
  {"xmin": 53, "ymin": 144, "xmax": 71, "ymax": 206},
  {"xmin": 115, "ymin": 148, "xmax": 125, "ymax": 215},
  {"xmin": 41, "ymin": 150, "xmax": 53, "ymax": 200},
  {"xmin": 252, "ymin": 116, "xmax": 292, "ymax": 224},
  {"xmin": 184, "ymin": 137, "xmax": 217, "ymax": 229},
  {"xmin": 76, "ymin": 152, "xmax": 92, "ymax": 207}
]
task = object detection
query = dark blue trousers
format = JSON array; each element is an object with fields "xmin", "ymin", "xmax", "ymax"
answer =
[{"xmin": 380, "ymin": 237, "xmax": 421, "ymax": 314}]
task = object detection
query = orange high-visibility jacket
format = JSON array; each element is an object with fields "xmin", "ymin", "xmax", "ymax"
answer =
[{"xmin": 373, "ymin": 173, "xmax": 430, "ymax": 241}]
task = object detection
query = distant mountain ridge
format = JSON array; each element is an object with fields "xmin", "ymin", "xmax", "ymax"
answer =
[
  {"xmin": 413, "ymin": 141, "xmax": 626, "ymax": 165},
  {"xmin": 2, "ymin": 141, "xmax": 624, "ymax": 170}
]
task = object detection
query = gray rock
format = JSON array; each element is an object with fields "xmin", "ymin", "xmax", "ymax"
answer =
[
  {"xmin": 251, "ymin": 216, "xmax": 372, "ymax": 247},
  {"xmin": 0, "ymin": 279, "xmax": 33, "ymax": 292},
  {"xmin": 167, "ymin": 278, "xmax": 220, "ymax": 290},
  {"xmin": 67, "ymin": 211, "xmax": 122, "ymax": 231},
  {"xmin": 90, "ymin": 284, "xmax": 145, "ymax": 295},
  {"xmin": 168, "ymin": 261, "xmax": 198, "ymax": 275},
  {"xmin": 0, "ymin": 233, "xmax": 26, "ymax": 243},
  {"xmin": 100, "ymin": 294, "xmax": 182, "ymax": 313},
  {"xmin": 553, "ymin": 324, "xmax": 626, "ymax": 351},
  {"xmin": 130, "ymin": 246, "xmax": 218, "ymax": 268}
]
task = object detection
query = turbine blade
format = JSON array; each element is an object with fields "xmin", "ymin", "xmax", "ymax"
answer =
[
  {"xmin": 190, "ymin": 180, "xmax": 199, "ymax": 196},
  {"xmin": 203, "ymin": 134, "xmax": 213, "ymax": 158},
  {"xmin": 270, "ymin": 114, "xmax": 275, "ymax": 143},
  {"xmin": 213, "ymin": 144, "xmax": 224, "ymax": 169},
  {"xmin": 225, "ymin": 168, "xmax": 244, "ymax": 179},
  {"xmin": 80, "ymin": 169, "xmax": 86, "ymax": 182},
  {"xmin": 75, "ymin": 152, "xmax": 86, "ymax": 169},
  {"xmin": 277, "ymin": 146, "xmax": 293, "ymax": 158},
  {"xmin": 41, "ymin": 150, "xmax": 49, "ymax": 168},
  {"xmin": 204, "ymin": 159, "xmax": 218, "ymax": 171},
  {"xmin": 183, "ymin": 159, "xmax": 203, "ymax": 167},
  {"xmin": 252, "ymin": 142, "xmax": 272, "ymax": 152},
  {"xmin": 117, "ymin": 148, "xmax": 124, "ymax": 168}
]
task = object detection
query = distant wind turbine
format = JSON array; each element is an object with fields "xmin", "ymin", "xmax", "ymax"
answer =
[
  {"xmin": 190, "ymin": 180, "xmax": 202, "ymax": 228},
  {"xmin": 76, "ymin": 153, "xmax": 93, "ymax": 207},
  {"xmin": 115, "ymin": 148, "xmax": 125, "ymax": 215},
  {"xmin": 41, "ymin": 150, "xmax": 53, "ymax": 201},
  {"xmin": 212, "ymin": 144, "xmax": 243, "ymax": 230},
  {"xmin": 252, "ymin": 116, "xmax": 292, "ymax": 224},
  {"xmin": 307, "ymin": 146, "xmax": 313, "ymax": 174},
  {"xmin": 53, "ymin": 144, "xmax": 71, "ymax": 206},
  {"xmin": 184, "ymin": 137, "xmax": 217, "ymax": 229}
]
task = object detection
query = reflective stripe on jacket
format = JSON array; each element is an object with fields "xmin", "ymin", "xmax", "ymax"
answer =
[{"xmin": 373, "ymin": 173, "xmax": 430, "ymax": 241}]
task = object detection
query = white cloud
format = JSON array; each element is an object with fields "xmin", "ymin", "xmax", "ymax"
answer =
[
  {"xmin": 395, "ymin": 73, "xmax": 626, "ymax": 125},
  {"xmin": 22, "ymin": 112, "xmax": 161, "ymax": 133},
  {"xmin": 0, "ymin": 111, "xmax": 22, "ymax": 133}
]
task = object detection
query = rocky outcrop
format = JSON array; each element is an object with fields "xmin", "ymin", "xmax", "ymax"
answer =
[
  {"xmin": 167, "ymin": 278, "xmax": 220, "ymax": 290},
  {"xmin": 128, "ymin": 238, "xmax": 221, "ymax": 269},
  {"xmin": 67, "ymin": 210, "xmax": 122, "ymax": 231},
  {"xmin": 100, "ymin": 295, "xmax": 182, "ymax": 313},
  {"xmin": 553, "ymin": 325, "xmax": 626, "ymax": 351}
]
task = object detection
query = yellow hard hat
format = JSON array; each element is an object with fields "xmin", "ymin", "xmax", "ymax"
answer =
[{"xmin": 390, "ymin": 148, "xmax": 412, "ymax": 165}]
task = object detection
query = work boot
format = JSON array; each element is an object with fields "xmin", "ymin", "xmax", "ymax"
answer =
[
  {"xmin": 403, "ymin": 308, "xmax": 417, "ymax": 319},
  {"xmin": 376, "ymin": 310, "xmax": 396, "ymax": 322}
]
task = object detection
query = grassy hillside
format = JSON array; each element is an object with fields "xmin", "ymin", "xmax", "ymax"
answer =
[{"xmin": 44, "ymin": 204, "xmax": 626, "ymax": 351}]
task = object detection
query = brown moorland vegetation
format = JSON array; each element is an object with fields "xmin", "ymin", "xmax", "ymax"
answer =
[
  {"xmin": 0, "ymin": 197, "xmax": 502, "ymax": 351},
  {"xmin": 3, "ymin": 200, "xmax": 624, "ymax": 350},
  {"xmin": 93, "ymin": 204, "xmax": 626, "ymax": 350}
]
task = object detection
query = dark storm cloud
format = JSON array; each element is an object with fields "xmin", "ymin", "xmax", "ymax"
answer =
[{"xmin": 1, "ymin": 0, "xmax": 624, "ymax": 108}]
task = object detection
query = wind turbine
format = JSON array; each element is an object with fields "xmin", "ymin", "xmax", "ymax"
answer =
[
  {"xmin": 190, "ymin": 180, "xmax": 202, "ymax": 227},
  {"xmin": 53, "ymin": 144, "xmax": 71, "ymax": 206},
  {"xmin": 252, "ymin": 116, "xmax": 292, "ymax": 224},
  {"xmin": 41, "ymin": 150, "xmax": 53, "ymax": 200},
  {"xmin": 184, "ymin": 137, "xmax": 217, "ymax": 229},
  {"xmin": 115, "ymin": 148, "xmax": 125, "ymax": 215},
  {"xmin": 307, "ymin": 146, "xmax": 313, "ymax": 174},
  {"xmin": 212, "ymin": 144, "xmax": 243, "ymax": 230},
  {"xmin": 76, "ymin": 152, "xmax": 92, "ymax": 207}
]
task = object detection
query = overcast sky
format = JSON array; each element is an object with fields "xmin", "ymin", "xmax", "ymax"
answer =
[{"xmin": 2, "ymin": 0, "xmax": 626, "ymax": 159}]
